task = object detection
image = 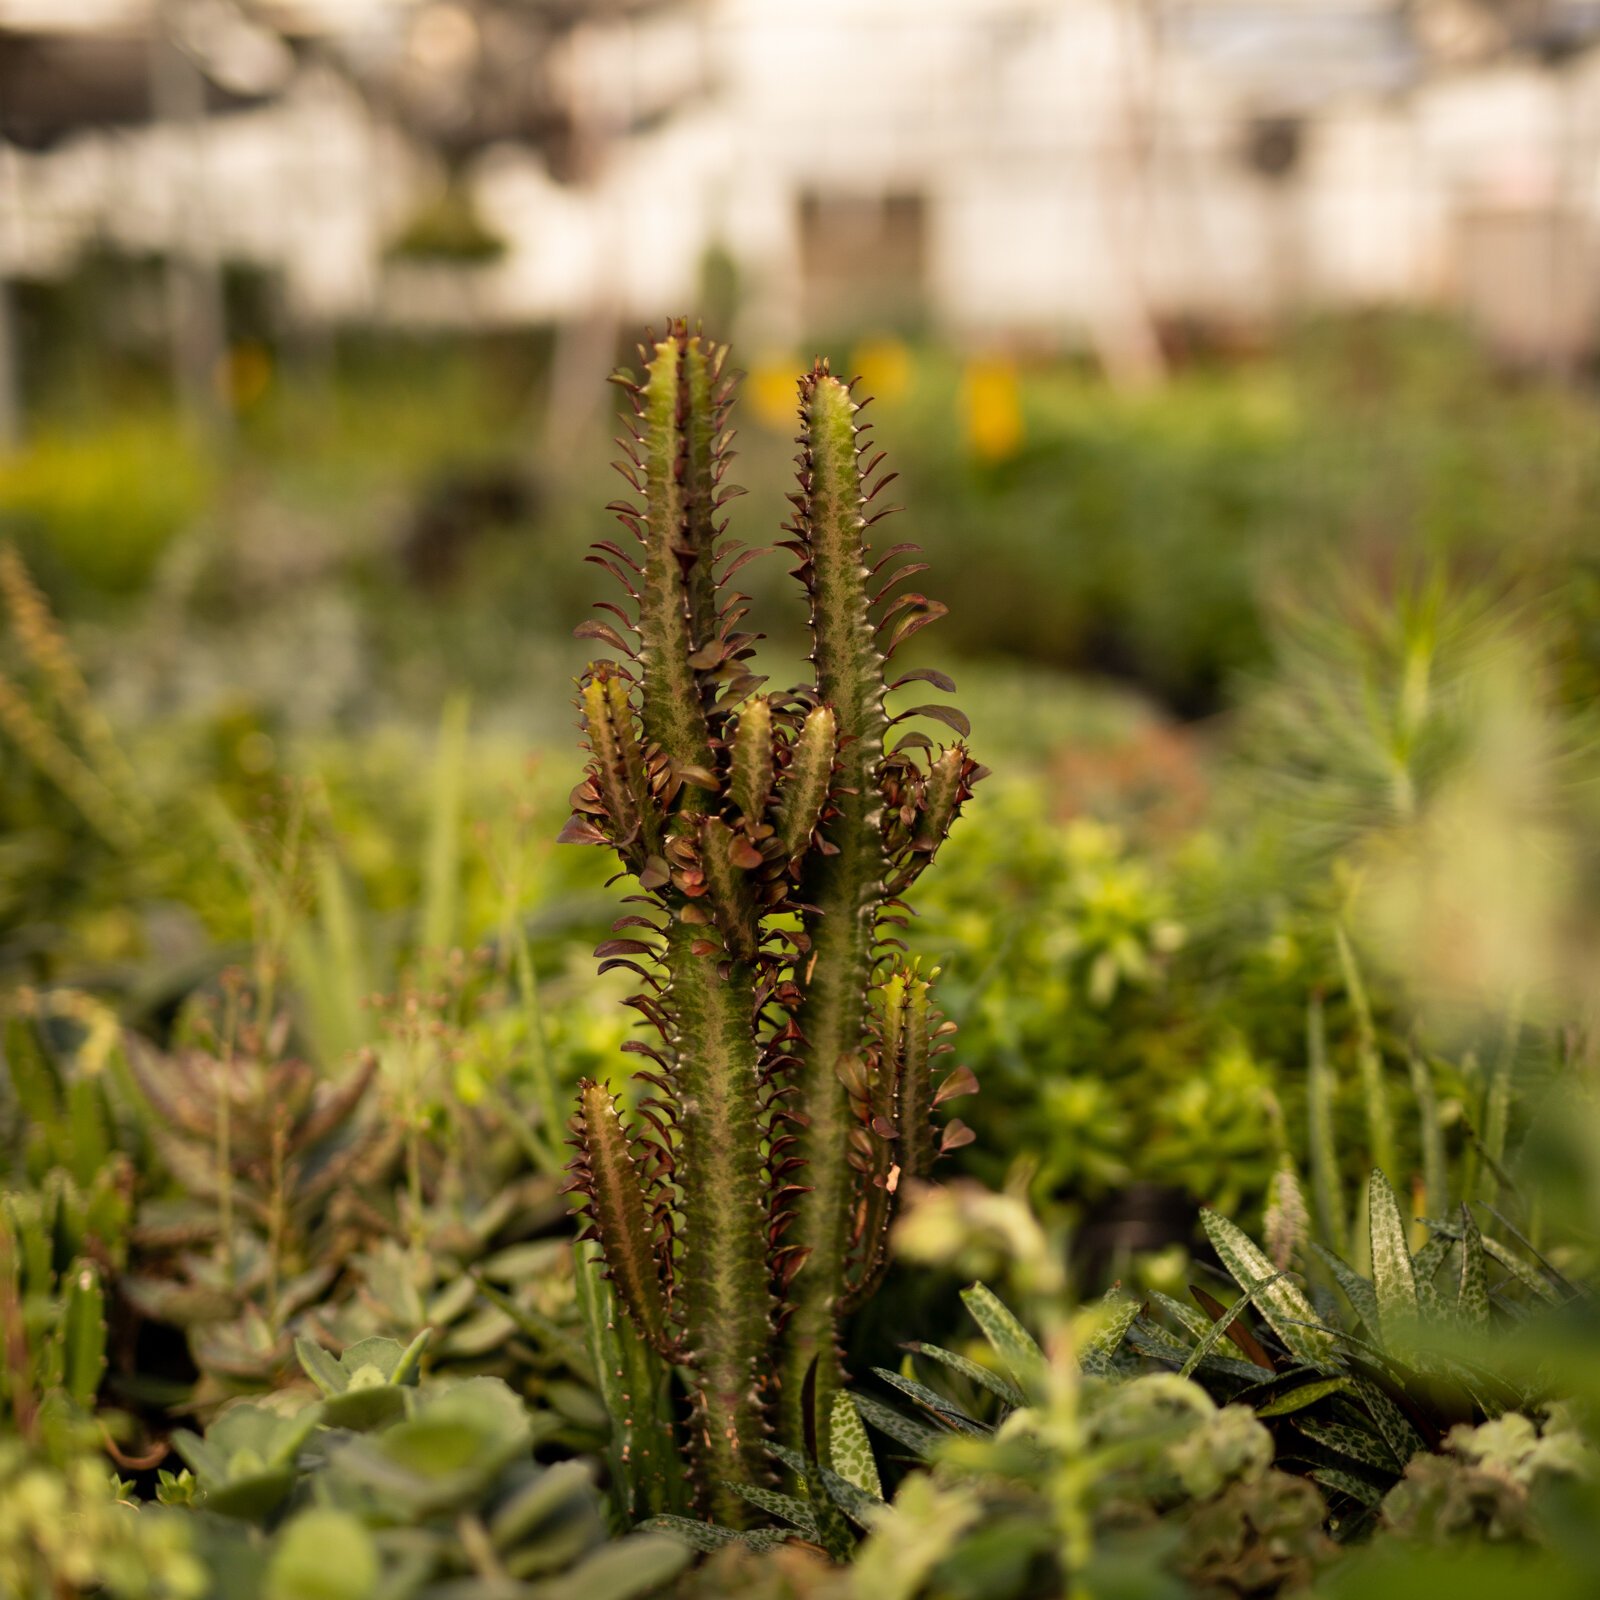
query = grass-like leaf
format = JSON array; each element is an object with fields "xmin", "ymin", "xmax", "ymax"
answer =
[
  {"xmin": 1306, "ymin": 995, "xmax": 1347, "ymax": 1255},
  {"xmin": 1336, "ymin": 927, "xmax": 1396, "ymax": 1181}
]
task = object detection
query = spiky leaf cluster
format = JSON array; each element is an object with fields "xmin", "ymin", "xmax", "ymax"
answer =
[
  {"xmin": 558, "ymin": 323, "xmax": 982, "ymax": 1519},
  {"xmin": 1114, "ymin": 1169, "xmax": 1575, "ymax": 1533},
  {"xmin": 710, "ymin": 1284, "xmax": 1332, "ymax": 1598}
]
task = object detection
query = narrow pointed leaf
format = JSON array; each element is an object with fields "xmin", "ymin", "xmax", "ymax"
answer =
[
  {"xmin": 1367, "ymin": 1169, "xmax": 1419, "ymax": 1350},
  {"xmin": 903, "ymin": 1342, "xmax": 1025, "ymax": 1409},
  {"xmin": 568, "ymin": 1080, "xmax": 671, "ymax": 1354},
  {"xmin": 1179, "ymin": 1274, "xmax": 1284, "ymax": 1379},
  {"xmin": 1079, "ymin": 1291, "xmax": 1141, "ymax": 1376},
  {"xmin": 1456, "ymin": 1203, "xmax": 1490, "ymax": 1328},
  {"xmin": 1254, "ymin": 1377, "xmax": 1353, "ymax": 1417},
  {"xmin": 1201, "ymin": 1209, "xmax": 1337, "ymax": 1365},
  {"xmin": 960, "ymin": 1282, "xmax": 1047, "ymax": 1401},
  {"xmin": 1311, "ymin": 1243, "xmax": 1380, "ymax": 1338}
]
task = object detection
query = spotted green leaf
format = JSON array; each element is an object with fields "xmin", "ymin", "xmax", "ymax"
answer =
[
  {"xmin": 961, "ymin": 1282, "xmax": 1047, "ymax": 1401},
  {"xmin": 1367, "ymin": 1170, "xmax": 1419, "ymax": 1350},
  {"xmin": 1254, "ymin": 1377, "xmax": 1352, "ymax": 1417},
  {"xmin": 1350, "ymin": 1378, "xmax": 1425, "ymax": 1467},
  {"xmin": 1457, "ymin": 1203, "xmax": 1490, "ymax": 1328},
  {"xmin": 870, "ymin": 1370, "xmax": 986, "ymax": 1435},
  {"xmin": 903, "ymin": 1341, "xmax": 1025, "ymax": 1410},
  {"xmin": 1079, "ymin": 1290, "xmax": 1141, "ymax": 1376},
  {"xmin": 1295, "ymin": 1416, "xmax": 1401, "ymax": 1472},
  {"xmin": 1201, "ymin": 1209, "xmax": 1337, "ymax": 1365},
  {"xmin": 1179, "ymin": 1274, "xmax": 1283, "ymax": 1380},
  {"xmin": 829, "ymin": 1393, "xmax": 882, "ymax": 1498},
  {"xmin": 726, "ymin": 1482, "xmax": 819, "ymax": 1536},
  {"xmin": 1481, "ymin": 1236, "xmax": 1561, "ymax": 1304},
  {"xmin": 850, "ymin": 1391, "xmax": 947, "ymax": 1460},
  {"xmin": 1310, "ymin": 1466, "xmax": 1385, "ymax": 1507},
  {"xmin": 1310, "ymin": 1243, "xmax": 1381, "ymax": 1339},
  {"xmin": 641, "ymin": 1516, "xmax": 792, "ymax": 1554}
]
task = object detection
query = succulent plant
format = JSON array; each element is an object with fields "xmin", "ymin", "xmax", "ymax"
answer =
[
  {"xmin": 118, "ymin": 1033, "xmax": 400, "ymax": 1399},
  {"xmin": 0, "ymin": 1437, "xmax": 206, "ymax": 1600},
  {"xmin": 730, "ymin": 1281, "xmax": 1335, "ymax": 1599},
  {"xmin": 1377, "ymin": 1407, "xmax": 1595, "ymax": 1546},
  {"xmin": 1113, "ymin": 1168, "xmax": 1575, "ymax": 1534},
  {"xmin": 558, "ymin": 322, "xmax": 983, "ymax": 1520},
  {"xmin": 0, "ymin": 1170, "xmax": 121, "ymax": 1453},
  {"xmin": 161, "ymin": 1337, "xmax": 690, "ymax": 1600},
  {"xmin": 2, "ymin": 1008, "xmax": 128, "ymax": 1191}
]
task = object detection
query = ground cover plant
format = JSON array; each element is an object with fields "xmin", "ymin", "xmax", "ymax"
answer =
[{"xmin": 1, "ymin": 317, "xmax": 1599, "ymax": 1598}]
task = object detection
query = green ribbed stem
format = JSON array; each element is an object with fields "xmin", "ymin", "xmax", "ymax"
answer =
[
  {"xmin": 777, "ymin": 371, "xmax": 890, "ymax": 1449},
  {"xmin": 562, "ymin": 328, "xmax": 979, "ymax": 1523},
  {"xmin": 665, "ymin": 921, "xmax": 771, "ymax": 1523},
  {"xmin": 635, "ymin": 331, "xmax": 721, "ymax": 785}
]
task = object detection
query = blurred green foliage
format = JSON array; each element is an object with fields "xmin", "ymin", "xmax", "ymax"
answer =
[{"xmin": 0, "ymin": 418, "xmax": 214, "ymax": 597}]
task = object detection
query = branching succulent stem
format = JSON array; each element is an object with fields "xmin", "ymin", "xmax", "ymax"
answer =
[{"xmin": 561, "ymin": 323, "xmax": 982, "ymax": 1521}]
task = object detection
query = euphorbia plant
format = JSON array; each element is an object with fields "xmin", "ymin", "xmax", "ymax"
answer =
[{"xmin": 559, "ymin": 321, "xmax": 983, "ymax": 1522}]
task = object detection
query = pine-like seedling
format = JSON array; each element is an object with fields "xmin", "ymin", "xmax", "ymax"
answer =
[{"xmin": 559, "ymin": 322, "xmax": 983, "ymax": 1522}]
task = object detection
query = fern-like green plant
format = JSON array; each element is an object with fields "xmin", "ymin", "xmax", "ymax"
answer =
[{"xmin": 558, "ymin": 322, "xmax": 983, "ymax": 1521}]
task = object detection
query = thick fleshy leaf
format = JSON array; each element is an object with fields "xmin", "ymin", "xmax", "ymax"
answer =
[
  {"xmin": 961, "ymin": 1283, "xmax": 1047, "ymax": 1401},
  {"xmin": 1201, "ymin": 1209, "xmax": 1337, "ymax": 1366},
  {"xmin": 902, "ymin": 1341, "xmax": 1024, "ymax": 1409},
  {"xmin": 828, "ymin": 1393, "xmax": 882, "ymax": 1498},
  {"xmin": 1367, "ymin": 1170, "xmax": 1419, "ymax": 1351},
  {"xmin": 1456, "ymin": 1203, "xmax": 1490, "ymax": 1328}
]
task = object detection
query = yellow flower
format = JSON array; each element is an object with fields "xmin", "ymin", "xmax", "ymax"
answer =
[
  {"xmin": 962, "ymin": 356, "xmax": 1024, "ymax": 462},
  {"xmin": 748, "ymin": 356, "xmax": 799, "ymax": 430},
  {"xmin": 849, "ymin": 335, "xmax": 914, "ymax": 405}
]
